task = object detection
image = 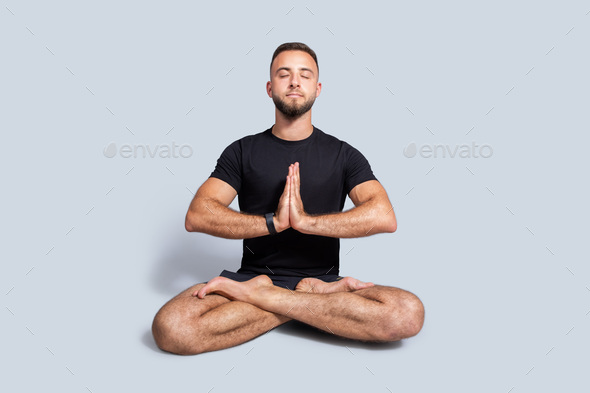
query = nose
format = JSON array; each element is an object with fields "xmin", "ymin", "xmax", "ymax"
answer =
[{"xmin": 289, "ymin": 74, "xmax": 300, "ymax": 88}]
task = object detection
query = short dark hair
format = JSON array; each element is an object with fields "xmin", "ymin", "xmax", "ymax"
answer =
[{"xmin": 270, "ymin": 42, "xmax": 319, "ymax": 76}]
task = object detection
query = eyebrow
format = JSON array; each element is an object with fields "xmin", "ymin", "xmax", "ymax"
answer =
[{"xmin": 275, "ymin": 66, "xmax": 315, "ymax": 76}]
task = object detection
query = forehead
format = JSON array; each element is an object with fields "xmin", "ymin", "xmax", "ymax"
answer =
[{"xmin": 271, "ymin": 50, "xmax": 317, "ymax": 74}]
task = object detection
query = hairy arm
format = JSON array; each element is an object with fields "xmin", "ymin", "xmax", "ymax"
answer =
[
  {"xmin": 288, "ymin": 163, "xmax": 396, "ymax": 238},
  {"xmin": 185, "ymin": 177, "xmax": 290, "ymax": 239}
]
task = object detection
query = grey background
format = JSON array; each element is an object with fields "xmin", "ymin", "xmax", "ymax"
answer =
[{"xmin": 1, "ymin": 1, "xmax": 589, "ymax": 392}]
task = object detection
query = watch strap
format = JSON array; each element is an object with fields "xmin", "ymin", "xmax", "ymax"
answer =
[{"xmin": 265, "ymin": 212, "xmax": 277, "ymax": 235}]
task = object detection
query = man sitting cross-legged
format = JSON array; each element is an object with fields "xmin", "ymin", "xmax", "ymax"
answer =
[{"xmin": 151, "ymin": 42, "xmax": 424, "ymax": 355}]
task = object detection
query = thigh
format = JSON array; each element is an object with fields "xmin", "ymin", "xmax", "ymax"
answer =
[
  {"xmin": 154, "ymin": 282, "xmax": 291, "ymax": 354},
  {"xmin": 163, "ymin": 282, "xmax": 231, "ymax": 317},
  {"xmin": 352, "ymin": 284, "xmax": 420, "ymax": 304},
  {"xmin": 353, "ymin": 284, "xmax": 425, "ymax": 337}
]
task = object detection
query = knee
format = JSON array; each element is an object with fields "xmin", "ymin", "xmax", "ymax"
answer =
[
  {"xmin": 380, "ymin": 291, "xmax": 424, "ymax": 341},
  {"xmin": 152, "ymin": 305, "xmax": 203, "ymax": 355},
  {"xmin": 402, "ymin": 293, "xmax": 425, "ymax": 338}
]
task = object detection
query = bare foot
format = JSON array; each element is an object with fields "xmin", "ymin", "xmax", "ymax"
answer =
[
  {"xmin": 193, "ymin": 275, "xmax": 274, "ymax": 301},
  {"xmin": 295, "ymin": 276, "xmax": 374, "ymax": 294}
]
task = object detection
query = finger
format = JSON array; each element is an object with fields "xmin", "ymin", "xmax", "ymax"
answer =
[
  {"xmin": 293, "ymin": 167, "xmax": 301, "ymax": 199},
  {"xmin": 289, "ymin": 175, "xmax": 297, "ymax": 202},
  {"xmin": 282, "ymin": 173, "xmax": 289, "ymax": 195},
  {"xmin": 289, "ymin": 176, "xmax": 296, "ymax": 207},
  {"xmin": 295, "ymin": 162, "xmax": 301, "ymax": 189}
]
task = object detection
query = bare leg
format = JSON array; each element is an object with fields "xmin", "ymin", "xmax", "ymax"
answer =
[
  {"xmin": 152, "ymin": 277, "xmax": 376, "ymax": 355},
  {"xmin": 152, "ymin": 283, "xmax": 290, "ymax": 355},
  {"xmin": 196, "ymin": 275, "xmax": 425, "ymax": 341}
]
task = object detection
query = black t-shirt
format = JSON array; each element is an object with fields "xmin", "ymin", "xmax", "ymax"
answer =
[{"xmin": 210, "ymin": 125, "xmax": 378, "ymax": 277}]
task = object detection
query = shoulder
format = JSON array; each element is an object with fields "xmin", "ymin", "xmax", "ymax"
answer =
[
  {"xmin": 221, "ymin": 127, "xmax": 273, "ymax": 151},
  {"xmin": 313, "ymin": 126, "xmax": 348, "ymax": 149},
  {"xmin": 239, "ymin": 128, "xmax": 270, "ymax": 143},
  {"xmin": 313, "ymin": 126, "xmax": 365, "ymax": 156}
]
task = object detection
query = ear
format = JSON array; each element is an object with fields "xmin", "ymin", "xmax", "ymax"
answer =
[
  {"xmin": 266, "ymin": 81, "xmax": 272, "ymax": 98},
  {"xmin": 315, "ymin": 82, "xmax": 322, "ymax": 98}
]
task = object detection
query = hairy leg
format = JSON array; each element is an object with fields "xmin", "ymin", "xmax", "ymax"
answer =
[
  {"xmin": 152, "ymin": 276, "xmax": 392, "ymax": 355},
  {"xmin": 197, "ymin": 276, "xmax": 424, "ymax": 342},
  {"xmin": 152, "ymin": 283, "xmax": 290, "ymax": 355}
]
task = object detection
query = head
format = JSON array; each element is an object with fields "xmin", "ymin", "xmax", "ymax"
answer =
[
  {"xmin": 270, "ymin": 42, "xmax": 319, "ymax": 77},
  {"xmin": 267, "ymin": 42, "xmax": 322, "ymax": 119}
]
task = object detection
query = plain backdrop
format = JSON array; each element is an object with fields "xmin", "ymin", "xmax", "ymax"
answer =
[{"xmin": 1, "ymin": 1, "xmax": 589, "ymax": 392}]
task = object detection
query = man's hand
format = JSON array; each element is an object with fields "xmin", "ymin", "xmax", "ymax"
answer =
[
  {"xmin": 274, "ymin": 162, "xmax": 310, "ymax": 233},
  {"xmin": 288, "ymin": 162, "xmax": 310, "ymax": 232},
  {"xmin": 273, "ymin": 166, "xmax": 292, "ymax": 233}
]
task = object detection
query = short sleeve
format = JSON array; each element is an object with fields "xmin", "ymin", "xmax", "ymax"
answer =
[
  {"xmin": 209, "ymin": 140, "xmax": 242, "ymax": 193},
  {"xmin": 343, "ymin": 142, "xmax": 378, "ymax": 194}
]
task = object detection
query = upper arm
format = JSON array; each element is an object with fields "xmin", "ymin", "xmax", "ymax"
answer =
[
  {"xmin": 185, "ymin": 177, "xmax": 237, "ymax": 232},
  {"xmin": 343, "ymin": 142, "xmax": 377, "ymax": 196},
  {"xmin": 348, "ymin": 180, "xmax": 388, "ymax": 207},
  {"xmin": 193, "ymin": 138, "xmax": 242, "ymax": 208},
  {"xmin": 192, "ymin": 177, "xmax": 238, "ymax": 208},
  {"xmin": 349, "ymin": 180, "xmax": 397, "ymax": 232}
]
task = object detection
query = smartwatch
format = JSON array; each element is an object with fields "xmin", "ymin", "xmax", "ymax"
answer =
[{"xmin": 265, "ymin": 212, "xmax": 277, "ymax": 235}]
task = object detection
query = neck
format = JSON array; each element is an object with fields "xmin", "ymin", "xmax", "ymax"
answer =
[{"xmin": 271, "ymin": 110, "xmax": 313, "ymax": 141}]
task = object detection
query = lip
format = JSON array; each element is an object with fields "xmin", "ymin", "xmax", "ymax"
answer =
[{"xmin": 287, "ymin": 93, "xmax": 303, "ymax": 97}]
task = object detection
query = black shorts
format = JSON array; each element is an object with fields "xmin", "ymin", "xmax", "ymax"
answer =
[{"xmin": 218, "ymin": 269, "xmax": 344, "ymax": 291}]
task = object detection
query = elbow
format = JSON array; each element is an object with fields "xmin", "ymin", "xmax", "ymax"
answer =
[
  {"xmin": 369, "ymin": 215, "xmax": 396, "ymax": 235},
  {"xmin": 386, "ymin": 222, "xmax": 397, "ymax": 234},
  {"xmin": 384, "ymin": 216, "xmax": 397, "ymax": 233},
  {"xmin": 184, "ymin": 214, "xmax": 194, "ymax": 232},
  {"xmin": 185, "ymin": 211, "xmax": 201, "ymax": 232}
]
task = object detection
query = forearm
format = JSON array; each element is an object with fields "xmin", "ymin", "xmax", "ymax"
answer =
[
  {"xmin": 185, "ymin": 197, "xmax": 271, "ymax": 239},
  {"xmin": 299, "ymin": 198, "xmax": 396, "ymax": 238}
]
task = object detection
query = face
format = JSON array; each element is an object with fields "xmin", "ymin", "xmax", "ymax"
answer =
[{"xmin": 267, "ymin": 50, "xmax": 321, "ymax": 119}]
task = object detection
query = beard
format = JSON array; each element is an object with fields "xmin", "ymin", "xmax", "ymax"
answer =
[{"xmin": 272, "ymin": 93, "xmax": 316, "ymax": 119}]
